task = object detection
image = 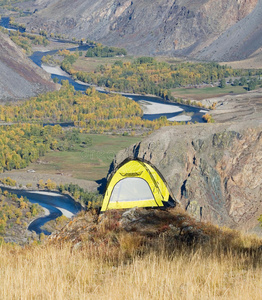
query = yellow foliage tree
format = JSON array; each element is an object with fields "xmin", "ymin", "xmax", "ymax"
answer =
[
  {"xmin": 45, "ymin": 179, "xmax": 57, "ymax": 190},
  {"xmin": 38, "ymin": 179, "xmax": 45, "ymax": 189}
]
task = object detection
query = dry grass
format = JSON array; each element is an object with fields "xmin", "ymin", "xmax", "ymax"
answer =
[
  {"xmin": 1, "ymin": 231, "xmax": 262, "ymax": 299},
  {"xmin": 73, "ymin": 56, "xmax": 134, "ymax": 73},
  {"xmin": 170, "ymin": 85, "xmax": 247, "ymax": 100}
]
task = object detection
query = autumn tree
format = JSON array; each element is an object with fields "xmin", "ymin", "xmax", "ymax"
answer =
[
  {"xmin": 45, "ymin": 179, "xmax": 57, "ymax": 190},
  {"xmin": 38, "ymin": 179, "xmax": 45, "ymax": 189}
]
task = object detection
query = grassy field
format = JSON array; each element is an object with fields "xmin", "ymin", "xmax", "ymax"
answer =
[
  {"xmin": 29, "ymin": 134, "xmax": 141, "ymax": 181},
  {"xmin": 73, "ymin": 55, "xmax": 134, "ymax": 72},
  {"xmin": 1, "ymin": 244, "xmax": 261, "ymax": 300},
  {"xmin": 1, "ymin": 207, "xmax": 262, "ymax": 300},
  {"xmin": 171, "ymin": 85, "xmax": 248, "ymax": 100},
  {"xmin": 73, "ymin": 55, "xmax": 191, "ymax": 73}
]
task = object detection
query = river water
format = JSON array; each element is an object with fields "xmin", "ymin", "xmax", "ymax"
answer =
[
  {"xmin": 0, "ymin": 16, "xmax": 25, "ymax": 32},
  {"xmin": 2, "ymin": 15, "xmax": 207, "ymax": 123},
  {"xmin": 1, "ymin": 187, "xmax": 82, "ymax": 235},
  {"xmin": 30, "ymin": 50, "xmax": 206, "ymax": 123}
]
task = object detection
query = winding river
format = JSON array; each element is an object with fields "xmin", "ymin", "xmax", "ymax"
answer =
[
  {"xmin": 1, "ymin": 187, "xmax": 82, "ymax": 235},
  {"xmin": 30, "ymin": 49, "xmax": 207, "ymax": 123},
  {"xmin": 1, "ymin": 16, "xmax": 206, "ymax": 122},
  {"xmin": 0, "ymin": 18, "xmax": 207, "ymax": 234}
]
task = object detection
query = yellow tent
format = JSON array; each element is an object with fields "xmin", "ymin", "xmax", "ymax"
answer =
[{"xmin": 101, "ymin": 158, "xmax": 174, "ymax": 211}]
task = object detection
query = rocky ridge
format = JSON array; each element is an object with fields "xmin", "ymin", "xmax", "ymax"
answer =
[
  {"xmin": 49, "ymin": 207, "xmax": 214, "ymax": 250},
  {"xmin": 48, "ymin": 206, "xmax": 262, "ymax": 261},
  {"xmin": 19, "ymin": 0, "xmax": 261, "ymax": 61}
]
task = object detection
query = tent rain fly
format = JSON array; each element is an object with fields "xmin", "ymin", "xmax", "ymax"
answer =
[{"xmin": 101, "ymin": 158, "xmax": 174, "ymax": 211}]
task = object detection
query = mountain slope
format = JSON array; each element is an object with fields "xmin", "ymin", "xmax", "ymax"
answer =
[
  {"xmin": 23, "ymin": 0, "xmax": 260, "ymax": 61},
  {"xmin": 0, "ymin": 31, "xmax": 56, "ymax": 102},
  {"xmin": 196, "ymin": 0, "xmax": 262, "ymax": 61}
]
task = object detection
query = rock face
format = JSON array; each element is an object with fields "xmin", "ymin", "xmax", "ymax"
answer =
[
  {"xmin": 22, "ymin": 0, "xmax": 261, "ymax": 61},
  {"xmin": 110, "ymin": 121, "xmax": 262, "ymax": 233},
  {"xmin": 0, "ymin": 31, "xmax": 56, "ymax": 102}
]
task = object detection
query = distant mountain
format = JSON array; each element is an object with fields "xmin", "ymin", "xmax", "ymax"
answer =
[
  {"xmin": 21, "ymin": 0, "xmax": 262, "ymax": 61},
  {"xmin": 0, "ymin": 31, "xmax": 56, "ymax": 102}
]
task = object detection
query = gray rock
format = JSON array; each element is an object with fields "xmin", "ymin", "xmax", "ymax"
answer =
[
  {"xmin": 21, "ymin": 0, "xmax": 259, "ymax": 60},
  {"xmin": 112, "ymin": 121, "xmax": 262, "ymax": 232}
]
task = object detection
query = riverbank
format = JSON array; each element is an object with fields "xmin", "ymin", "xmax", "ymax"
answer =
[
  {"xmin": 42, "ymin": 64, "xmax": 70, "ymax": 77},
  {"xmin": 0, "ymin": 186, "xmax": 83, "ymax": 237},
  {"xmin": 0, "ymin": 170, "xmax": 99, "ymax": 192},
  {"xmin": 138, "ymin": 100, "xmax": 183, "ymax": 115},
  {"xmin": 167, "ymin": 115, "xmax": 192, "ymax": 122}
]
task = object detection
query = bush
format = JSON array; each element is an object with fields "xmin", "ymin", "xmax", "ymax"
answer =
[{"xmin": 202, "ymin": 114, "xmax": 214, "ymax": 123}]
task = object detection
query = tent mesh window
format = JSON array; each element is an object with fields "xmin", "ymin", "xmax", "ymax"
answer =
[{"xmin": 109, "ymin": 177, "xmax": 154, "ymax": 203}]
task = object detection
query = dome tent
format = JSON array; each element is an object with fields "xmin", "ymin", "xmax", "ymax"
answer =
[{"xmin": 101, "ymin": 158, "xmax": 176, "ymax": 211}]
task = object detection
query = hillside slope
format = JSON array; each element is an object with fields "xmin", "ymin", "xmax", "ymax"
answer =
[
  {"xmin": 0, "ymin": 31, "xmax": 56, "ymax": 102},
  {"xmin": 22, "ymin": 0, "xmax": 260, "ymax": 61}
]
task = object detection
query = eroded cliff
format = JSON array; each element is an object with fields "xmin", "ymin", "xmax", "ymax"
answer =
[{"xmin": 110, "ymin": 121, "xmax": 262, "ymax": 233}]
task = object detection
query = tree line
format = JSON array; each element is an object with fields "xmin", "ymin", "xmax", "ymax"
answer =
[
  {"xmin": 219, "ymin": 76, "xmax": 262, "ymax": 91},
  {"xmin": 57, "ymin": 51, "xmax": 262, "ymax": 100},
  {"xmin": 0, "ymin": 189, "xmax": 41, "ymax": 236},
  {"xmin": 85, "ymin": 43, "xmax": 127, "ymax": 57},
  {"xmin": 0, "ymin": 124, "xmax": 62, "ymax": 172},
  {"xmin": 0, "ymin": 81, "xmax": 181, "ymax": 133}
]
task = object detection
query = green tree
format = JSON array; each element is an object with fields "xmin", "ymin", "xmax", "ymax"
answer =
[
  {"xmin": 239, "ymin": 77, "xmax": 247, "ymax": 86},
  {"xmin": 232, "ymin": 79, "xmax": 239, "ymax": 86},
  {"xmin": 247, "ymin": 80, "xmax": 257, "ymax": 91},
  {"xmin": 219, "ymin": 78, "xmax": 226, "ymax": 88}
]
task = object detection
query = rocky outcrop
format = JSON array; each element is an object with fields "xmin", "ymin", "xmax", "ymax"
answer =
[
  {"xmin": 110, "ymin": 121, "xmax": 262, "ymax": 233},
  {"xmin": 49, "ymin": 207, "xmax": 211, "ymax": 250},
  {"xmin": 49, "ymin": 207, "xmax": 262, "ymax": 257},
  {"xmin": 21, "ymin": 0, "xmax": 260, "ymax": 61},
  {"xmin": 0, "ymin": 31, "xmax": 56, "ymax": 102}
]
